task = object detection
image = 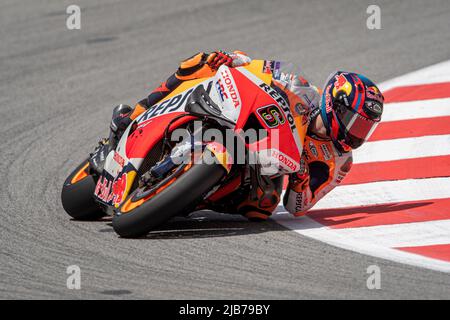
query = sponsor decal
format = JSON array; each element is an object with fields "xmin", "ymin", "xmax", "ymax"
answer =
[
  {"xmin": 110, "ymin": 174, "xmax": 127, "ymax": 206},
  {"xmin": 139, "ymin": 81, "xmax": 213, "ymax": 122},
  {"xmin": 94, "ymin": 173, "xmax": 128, "ymax": 206},
  {"xmin": 262, "ymin": 61, "xmax": 281, "ymax": 79},
  {"xmin": 325, "ymin": 84, "xmax": 333, "ymax": 113},
  {"xmin": 215, "ymin": 79, "xmax": 227, "ymax": 101},
  {"xmin": 295, "ymin": 192, "xmax": 304, "ymax": 213},
  {"xmin": 262, "ymin": 60, "xmax": 272, "ymax": 74},
  {"xmin": 309, "ymin": 141, "xmax": 319, "ymax": 158},
  {"xmin": 136, "ymin": 119, "xmax": 153, "ymax": 130},
  {"xmin": 271, "ymin": 149, "xmax": 299, "ymax": 172},
  {"xmin": 336, "ymin": 173, "xmax": 345, "ymax": 184},
  {"xmin": 366, "ymin": 86, "xmax": 384, "ymax": 104},
  {"xmin": 273, "ymin": 61, "xmax": 281, "ymax": 79},
  {"xmin": 113, "ymin": 151, "xmax": 125, "ymax": 169},
  {"xmin": 333, "ymin": 74, "xmax": 353, "ymax": 97},
  {"xmin": 258, "ymin": 83, "xmax": 297, "ymax": 134},
  {"xmin": 320, "ymin": 143, "xmax": 332, "ymax": 161},
  {"xmin": 220, "ymin": 69, "xmax": 241, "ymax": 108},
  {"xmin": 294, "ymin": 187, "xmax": 310, "ymax": 213},
  {"xmin": 256, "ymin": 104, "xmax": 286, "ymax": 128},
  {"xmin": 94, "ymin": 176, "xmax": 112, "ymax": 203}
]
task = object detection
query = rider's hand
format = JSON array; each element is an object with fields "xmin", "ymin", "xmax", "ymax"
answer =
[
  {"xmin": 208, "ymin": 50, "xmax": 252, "ymax": 69},
  {"xmin": 206, "ymin": 51, "xmax": 234, "ymax": 70}
]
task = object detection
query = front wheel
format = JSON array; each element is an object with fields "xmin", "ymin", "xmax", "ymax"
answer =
[
  {"xmin": 61, "ymin": 160, "xmax": 105, "ymax": 220},
  {"xmin": 112, "ymin": 150, "xmax": 226, "ymax": 238}
]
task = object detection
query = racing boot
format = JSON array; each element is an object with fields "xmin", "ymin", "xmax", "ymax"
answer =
[
  {"xmin": 109, "ymin": 104, "xmax": 134, "ymax": 147},
  {"xmin": 89, "ymin": 104, "xmax": 133, "ymax": 174}
]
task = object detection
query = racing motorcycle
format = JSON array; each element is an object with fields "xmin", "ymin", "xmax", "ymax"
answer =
[{"xmin": 61, "ymin": 60, "xmax": 308, "ymax": 238}]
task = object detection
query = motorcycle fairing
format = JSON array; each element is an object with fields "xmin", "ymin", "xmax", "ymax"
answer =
[
  {"xmin": 93, "ymin": 60, "xmax": 305, "ymax": 207},
  {"xmin": 93, "ymin": 79, "xmax": 214, "ymax": 206}
]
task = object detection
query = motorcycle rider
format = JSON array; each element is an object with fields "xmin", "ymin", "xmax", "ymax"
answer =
[{"xmin": 90, "ymin": 50, "xmax": 384, "ymax": 219}]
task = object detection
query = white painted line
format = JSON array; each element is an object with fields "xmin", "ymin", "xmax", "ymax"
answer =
[
  {"xmin": 315, "ymin": 219, "xmax": 450, "ymax": 248},
  {"xmin": 313, "ymin": 177, "xmax": 450, "ymax": 210},
  {"xmin": 353, "ymin": 134, "xmax": 450, "ymax": 164},
  {"xmin": 382, "ymin": 98, "xmax": 450, "ymax": 122},
  {"xmin": 380, "ymin": 60, "xmax": 450, "ymax": 92},
  {"xmin": 272, "ymin": 212, "xmax": 450, "ymax": 273}
]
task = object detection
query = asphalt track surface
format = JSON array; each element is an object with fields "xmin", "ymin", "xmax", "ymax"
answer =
[{"xmin": 1, "ymin": 0, "xmax": 450, "ymax": 299}]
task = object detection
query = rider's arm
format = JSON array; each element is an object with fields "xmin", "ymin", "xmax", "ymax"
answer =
[
  {"xmin": 283, "ymin": 151, "xmax": 353, "ymax": 216},
  {"xmin": 130, "ymin": 51, "xmax": 251, "ymax": 120},
  {"xmin": 264, "ymin": 60, "xmax": 344, "ymax": 216}
]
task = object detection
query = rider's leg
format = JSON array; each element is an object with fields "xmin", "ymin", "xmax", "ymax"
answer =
[{"xmin": 88, "ymin": 104, "xmax": 137, "ymax": 174}]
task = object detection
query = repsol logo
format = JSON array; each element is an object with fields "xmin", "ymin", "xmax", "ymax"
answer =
[
  {"xmin": 259, "ymin": 83, "xmax": 297, "ymax": 133},
  {"xmin": 140, "ymin": 81, "xmax": 213, "ymax": 122},
  {"xmin": 295, "ymin": 192, "xmax": 304, "ymax": 213}
]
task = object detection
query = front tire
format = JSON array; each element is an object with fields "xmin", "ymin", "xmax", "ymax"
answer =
[
  {"xmin": 112, "ymin": 151, "xmax": 226, "ymax": 238},
  {"xmin": 61, "ymin": 160, "xmax": 105, "ymax": 220}
]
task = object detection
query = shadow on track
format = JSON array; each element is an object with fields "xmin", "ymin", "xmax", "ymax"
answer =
[
  {"xmin": 78, "ymin": 200, "xmax": 434, "ymax": 239},
  {"xmin": 306, "ymin": 201, "xmax": 434, "ymax": 227},
  {"xmin": 95, "ymin": 210, "xmax": 287, "ymax": 239}
]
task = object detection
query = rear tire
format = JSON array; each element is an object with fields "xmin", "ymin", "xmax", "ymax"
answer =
[
  {"xmin": 61, "ymin": 160, "xmax": 105, "ymax": 221},
  {"xmin": 112, "ymin": 151, "xmax": 226, "ymax": 238}
]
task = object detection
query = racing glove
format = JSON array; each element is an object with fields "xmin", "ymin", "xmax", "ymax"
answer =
[
  {"xmin": 207, "ymin": 50, "xmax": 234, "ymax": 69},
  {"xmin": 210, "ymin": 50, "xmax": 252, "ymax": 68}
]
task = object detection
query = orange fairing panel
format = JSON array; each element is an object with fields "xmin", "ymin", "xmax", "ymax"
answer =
[{"xmin": 70, "ymin": 162, "xmax": 89, "ymax": 184}]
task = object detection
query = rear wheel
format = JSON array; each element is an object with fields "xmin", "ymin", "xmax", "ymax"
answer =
[
  {"xmin": 61, "ymin": 160, "xmax": 105, "ymax": 220},
  {"xmin": 112, "ymin": 150, "xmax": 226, "ymax": 238}
]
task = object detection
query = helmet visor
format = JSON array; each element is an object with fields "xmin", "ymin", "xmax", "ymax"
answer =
[{"xmin": 336, "ymin": 106, "xmax": 379, "ymax": 148}]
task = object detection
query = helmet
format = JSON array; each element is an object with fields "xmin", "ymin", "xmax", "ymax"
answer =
[{"xmin": 319, "ymin": 71, "xmax": 384, "ymax": 151}]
